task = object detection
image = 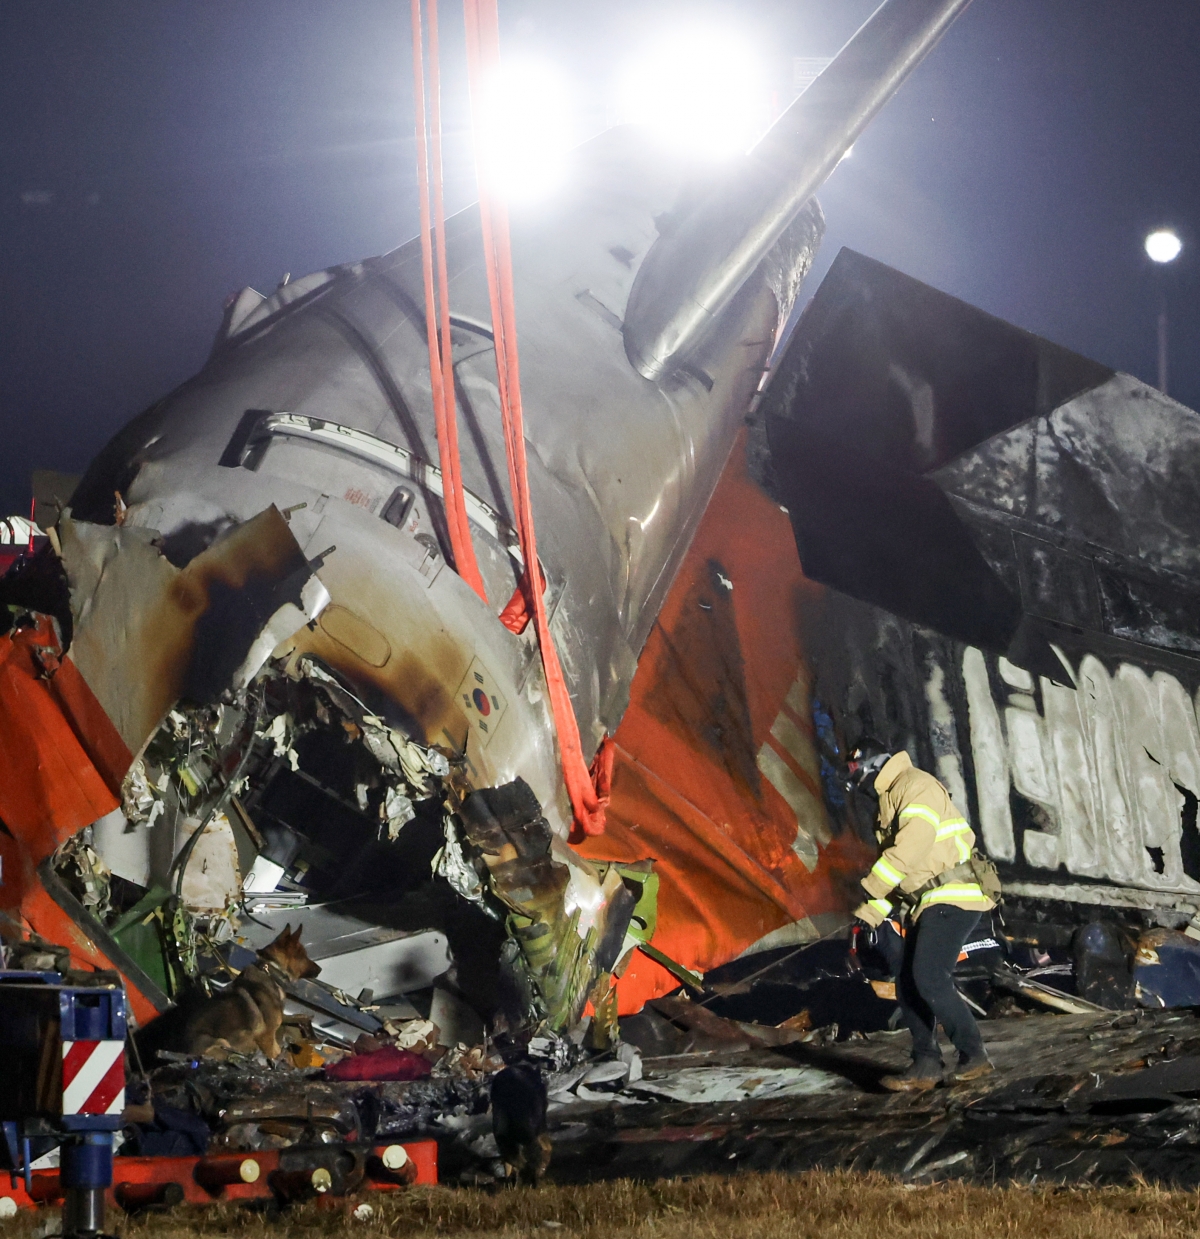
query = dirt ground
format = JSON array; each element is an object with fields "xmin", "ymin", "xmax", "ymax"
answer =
[{"xmin": 13, "ymin": 1172, "xmax": 1200, "ymax": 1239}]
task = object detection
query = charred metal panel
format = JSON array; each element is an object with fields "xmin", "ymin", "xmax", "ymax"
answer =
[
  {"xmin": 59, "ymin": 505, "xmax": 329, "ymax": 757},
  {"xmin": 1011, "ymin": 533, "xmax": 1102, "ymax": 632},
  {"xmin": 760, "ymin": 248, "xmax": 1111, "ymax": 479},
  {"xmin": 763, "ymin": 250, "xmax": 1200, "ymax": 922},
  {"xmin": 938, "ymin": 374, "xmax": 1200, "ymax": 577},
  {"xmin": 1096, "ymin": 567, "xmax": 1200, "ymax": 655},
  {"xmin": 71, "ymin": 128, "xmax": 823, "ymax": 835},
  {"xmin": 937, "ymin": 372, "xmax": 1200, "ymax": 658},
  {"xmin": 799, "ymin": 588, "xmax": 1200, "ymax": 919},
  {"xmin": 756, "ymin": 249, "xmax": 1114, "ymax": 679}
]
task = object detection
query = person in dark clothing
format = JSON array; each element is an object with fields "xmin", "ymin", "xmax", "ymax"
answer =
[
  {"xmin": 491, "ymin": 1062, "xmax": 551, "ymax": 1185},
  {"xmin": 896, "ymin": 906, "xmax": 983, "ymax": 1066},
  {"xmin": 847, "ymin": 742, "xmax": 995, "ymax": 1090}
]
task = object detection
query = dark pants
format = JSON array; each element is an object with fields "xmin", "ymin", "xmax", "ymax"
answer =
[{"xmin": 877, "ymin": 905, "xmax": 983, "ymax": 1066}]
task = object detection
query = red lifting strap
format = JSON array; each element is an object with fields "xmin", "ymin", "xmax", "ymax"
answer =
[
  {"xmin": 410, "ymin": 0, "xmax": 487, "ymax": 602},
  {"xmin": 461, "ymin": 0, "xmax": 610, "ymax": 838}
]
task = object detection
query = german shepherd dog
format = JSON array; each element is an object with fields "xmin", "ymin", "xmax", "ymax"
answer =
[{"xmin": 135, "ymin": 925, "xmax": 320, "ymax": 1062}]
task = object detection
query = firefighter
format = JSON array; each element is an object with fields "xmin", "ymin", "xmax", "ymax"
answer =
[{"xmin": 847, "ymin": 740, "xmax": 995, "ymax": 1091}]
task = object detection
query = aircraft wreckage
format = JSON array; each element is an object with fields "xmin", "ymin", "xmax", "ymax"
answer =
[{"xmin": 8, "ymin": 0, "xmax": 1200, "ymax": 1190}]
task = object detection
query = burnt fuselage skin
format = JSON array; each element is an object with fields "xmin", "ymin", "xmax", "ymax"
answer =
[
  {"xmin": 70, "ymin": 0, "xmax": 972, "ymax": 836},
  {"xmin": 73, "ymin": 129, "xmax": 821, "ymax": 832}
]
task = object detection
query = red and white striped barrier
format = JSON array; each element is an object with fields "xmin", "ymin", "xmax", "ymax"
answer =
[{"xmin": 61, "ymin": 1040, "xmax": 125, "ymax": 1116}]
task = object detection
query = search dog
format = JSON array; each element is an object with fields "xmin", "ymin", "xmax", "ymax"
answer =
[{"xmin": 135, "ymin": 925, "xmax": 320, "ymax": 1063}]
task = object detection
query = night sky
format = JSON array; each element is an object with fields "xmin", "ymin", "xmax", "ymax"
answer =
[{"xmin": 2, "ymin": 0, "xmax": 1198, "ymax": 517}]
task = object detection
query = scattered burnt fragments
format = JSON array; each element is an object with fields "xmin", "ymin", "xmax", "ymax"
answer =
[{"xmin": 536, "ymin": 1009, "xmax": 1200, "ymax": 1188}]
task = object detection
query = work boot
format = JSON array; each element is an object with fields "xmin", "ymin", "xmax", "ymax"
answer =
[
  {"xmin": 949, "ymin": 1051, "xmax": 993, "ymax": 1083},
  {"xmin": 879, "ymin": 1059, "xmax": 942, "ymax": 1092}
]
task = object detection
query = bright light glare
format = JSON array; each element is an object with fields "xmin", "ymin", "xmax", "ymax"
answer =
[
  {"xmin": 619, "ymin": 29, "xmax": 768, "ymax": 160},
  {"xmin": 1145, "ymin": 229, "xmax": 1183, "ymax": 264},
  {"xmin": 475, "ymin": 60, "xmax": 574, "ymax": 202}
]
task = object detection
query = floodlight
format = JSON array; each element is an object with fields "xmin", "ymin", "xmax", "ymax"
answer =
[
  {"xmin": 1145, "ymin": 229, "xmax": 1182, "ymax": 264},
  {"xmin": 619, "ymin": 28, "xmax": 768, "ymax": 160},
  {"xmin": 476, "ymin": 60, "xmax": 574, "ymax": 201}
]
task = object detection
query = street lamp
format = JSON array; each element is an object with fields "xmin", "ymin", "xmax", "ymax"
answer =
[{"xmin": 1145, "ymin": 229, "xmax": 1182, "ymax": 394}]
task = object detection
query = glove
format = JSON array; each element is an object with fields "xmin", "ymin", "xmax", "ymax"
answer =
[{"xmin": 852, "ymin": 900, "xmax": 887, "ymax": 930}]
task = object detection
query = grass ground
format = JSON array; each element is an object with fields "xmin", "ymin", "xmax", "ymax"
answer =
[{"xmin": 12, "ymin": 1172, "xmax": 1200, "ymax": 1239}]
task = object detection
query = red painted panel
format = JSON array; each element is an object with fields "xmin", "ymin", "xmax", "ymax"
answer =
[
  {"xmin": 0, "ymin": 616, "xmax": 161, "ymax": 1024},
  {"xmin": 0, "ymin": 619, "xmax": 123, "ymax": 860},
  {"xmin": 577, "ymin": 433, "xmax": 872, "ymax": 1012}
]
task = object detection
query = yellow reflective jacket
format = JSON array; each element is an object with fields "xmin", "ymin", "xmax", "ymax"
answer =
[{"xmin": 853, "ymin": 752, "xmax": 993, "ymax": 926}]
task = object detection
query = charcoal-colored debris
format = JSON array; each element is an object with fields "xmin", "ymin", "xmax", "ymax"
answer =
[
  {"xmin": 143, "ymin": 1058, "xmax": 363, "ymax": 1151},
  {"xmin": 368, "ymin": 1073, "xmax": 493, "ymax": 1138},
  {"xmin": 491, "ymin": 1063, "xmax": 551, "ymax": 1185},
  {"xmin": 696, "ymin": 935, "xmax": 896, "ymax": 1035},
  {"xmin": 534, "ymin": 1008, "xmax": 1200, "ymax": 1188},
  {"xmin": 1075, "ymin": 920, "xmax": 1136, "ymax": 1009},
  {"xmin": 1133, "ymin": 928, "xmax": 1200, "ymax": 1007},
  {"xmin": 118, "ymin": 1085, "xmax": 210, "ymax": 1158}
]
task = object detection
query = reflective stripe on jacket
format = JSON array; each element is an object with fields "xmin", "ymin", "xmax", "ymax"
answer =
[{"xmin": 853, "ymin": 752, "xmax": 993, "ymax": 927}]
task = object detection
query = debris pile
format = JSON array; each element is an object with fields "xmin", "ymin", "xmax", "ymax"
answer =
[
  {"xmin": 63, "ymin": 644, "xmax": 659, "ymax": 1157},
  {"xmin": 0, "ymin": 501, "xmax": 649, "ymax": 1041},
  {"xmin": 534, "ymin": 1005, "xmax": 1200, "ymax": 1189},
  {"xmin": 50, "ymin": 594, "xmax": 656, "ymax": 1044},
  {"xmin": 0, "ymin": 502, "xmax": 675, "ymax": 1194}
]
